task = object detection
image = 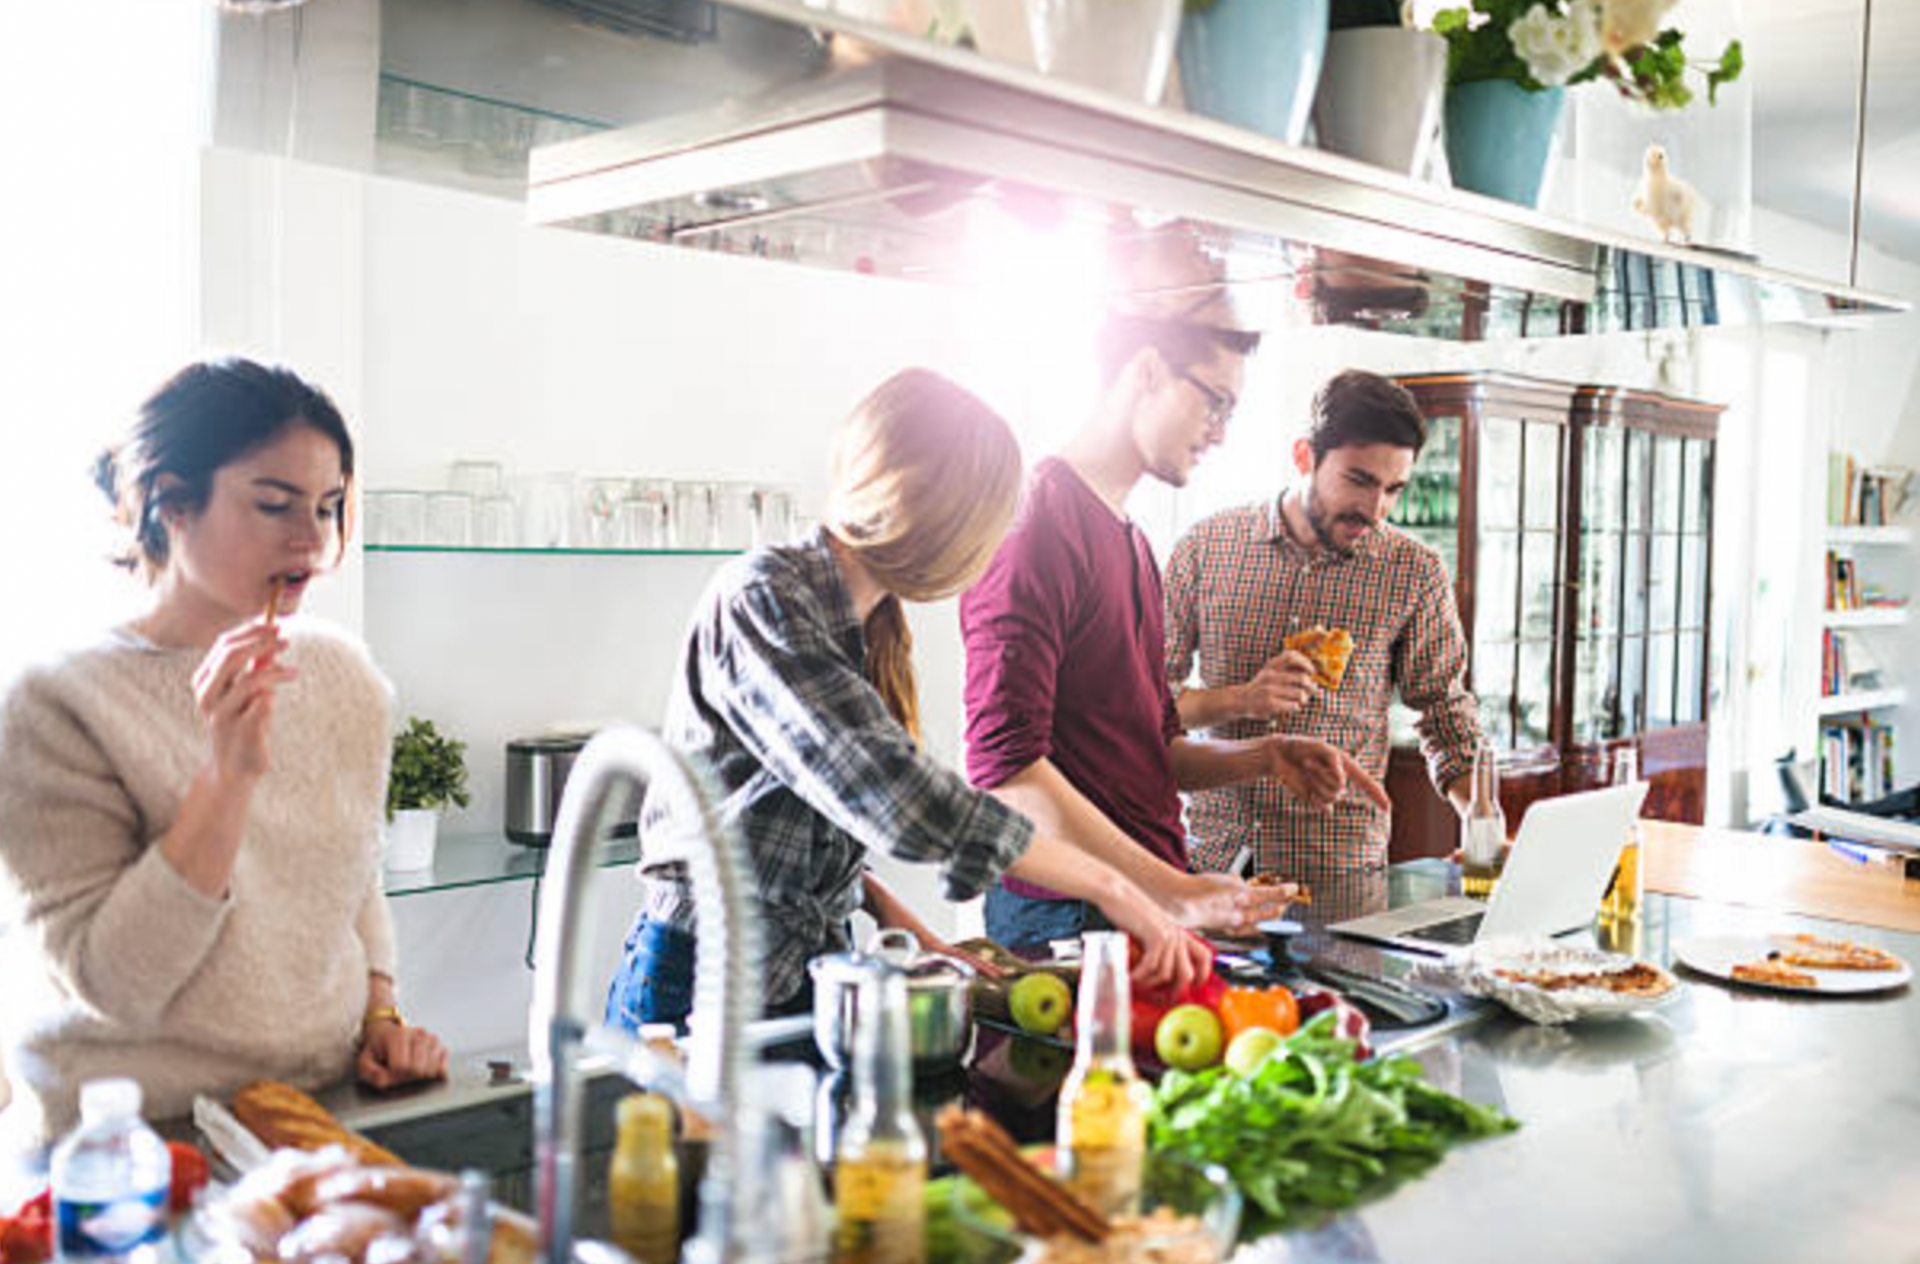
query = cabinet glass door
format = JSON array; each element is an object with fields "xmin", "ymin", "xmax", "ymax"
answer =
[
  {"xmin": 1474, "ymin": 416, "xmax": 1560, "ymax": 750},
  {"xmin": 1387, "ymin": 415, "xmax": 1462, "ymax": 745},
  {"xmin": 1572, "ymin": 424, "xmax": 1627, "ymax": 741}
]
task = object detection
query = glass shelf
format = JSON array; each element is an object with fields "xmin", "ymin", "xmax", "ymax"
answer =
[
  {"xmin": 384, "ymin": 830, "xmax": 639, "ymax": 898},
  {"xmin": 365, "ymin": 544, "xmax": 742, "ymax": 557}
]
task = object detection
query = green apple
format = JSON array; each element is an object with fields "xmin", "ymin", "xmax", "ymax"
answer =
[
  {"xmin": 1154, "ymin": 1004, "xmax": 1225, "ymax": 1071},
  {"xmin": 1224, "ymin": 1026, "xmax": 1285, "ymax": 1077},
  {"xmin": 1008, "ymin": 972, "xmax": 1073, "ymax": 1036}
]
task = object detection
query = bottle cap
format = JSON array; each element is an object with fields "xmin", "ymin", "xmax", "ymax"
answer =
[{"xmin": 79, "ymin": 1078, "xmax": 143, "ymax": 1125}]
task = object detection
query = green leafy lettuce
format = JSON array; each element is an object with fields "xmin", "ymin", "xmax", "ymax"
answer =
[{"xmin": 1147, "ymin": 1013, "xmax": 1518, "ymax": 1227}]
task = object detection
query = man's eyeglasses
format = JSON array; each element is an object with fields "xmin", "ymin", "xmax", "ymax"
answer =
[{"xmin": 1176, "ymin": 367, "xmax": 1237, "ymax": 434}]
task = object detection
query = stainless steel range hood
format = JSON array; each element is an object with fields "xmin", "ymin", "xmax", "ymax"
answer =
[{"xmin": 526, "ymin": 0, "xmax": 1904, "ymax": 340}]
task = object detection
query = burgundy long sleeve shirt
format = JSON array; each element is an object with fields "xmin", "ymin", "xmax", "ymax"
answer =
[{"xmin": 961, "ymin": 459, "xmax": 1189, "ymax": 898}]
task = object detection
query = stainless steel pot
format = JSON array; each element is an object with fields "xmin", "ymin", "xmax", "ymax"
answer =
[{"xmin": 808, "ymin": 929, "xmax": 973, "ymax": 1071}]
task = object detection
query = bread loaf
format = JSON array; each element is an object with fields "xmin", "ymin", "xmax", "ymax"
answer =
[{"xmin": 232, "ymin": 1080, "xmax": 405, "ymax": 1168}]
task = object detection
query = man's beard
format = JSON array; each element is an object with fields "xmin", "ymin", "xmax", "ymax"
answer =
[{"xmin": 1302, "ymin": 484, "xmax": 1372, "ymax": 555}]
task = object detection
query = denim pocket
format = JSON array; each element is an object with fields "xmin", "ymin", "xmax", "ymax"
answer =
[{"xmin": 605, "ymin": 918, "xmax": 697, "ymax": 1032}]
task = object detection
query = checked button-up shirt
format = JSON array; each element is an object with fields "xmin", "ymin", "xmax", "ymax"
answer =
[{"xmin": 1165, "ymin": 494, "xmax": 1481, "ymax": 874}]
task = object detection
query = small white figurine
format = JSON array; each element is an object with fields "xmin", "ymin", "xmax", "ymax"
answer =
[{"xmin": 1632, "ymin": 144, "xmax": 1698, "ymax": 245}]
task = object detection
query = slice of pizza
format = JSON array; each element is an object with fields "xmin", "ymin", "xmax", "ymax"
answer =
[
  {"xmin": 1283, "ymin": 625, "xmax": 1356, "ymax": 690},
  {"xmin": 1730, "ymin": 959, "xmax": 1819, "ymax": 989},
  {"xmin": 1247, "ymin": 874, "xmax": 1312, "ymax": 905},
  {"xmin": 1774, "ymin": 933, "xmax": 1903, "ymax": 972}
]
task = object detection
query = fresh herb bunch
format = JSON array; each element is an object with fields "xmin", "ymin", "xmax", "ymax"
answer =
[
  {"xmin": 1148, "ymin": 1012, "xmax": 1518, "ymax": 1226},
  {"xmin": 386, "ymin": 716, "xmax": 472, "ymax": 819},
  {"xmin": 1433, "ymin": 0, "xmax": 1742, "ymax": 110}
]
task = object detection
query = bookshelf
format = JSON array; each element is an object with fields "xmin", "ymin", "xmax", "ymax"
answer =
[{"xmin": 1819, "ymin": 460, "xmax": 1912, "ymax": 804}]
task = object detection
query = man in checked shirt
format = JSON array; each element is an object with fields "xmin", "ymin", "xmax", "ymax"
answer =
[{"xmin": 1165, "ymin": 370, "xmax": 1484, "ymax": 877}]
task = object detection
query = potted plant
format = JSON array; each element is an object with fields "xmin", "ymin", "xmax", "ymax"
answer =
[
  {"xmin": 1177, "ymin": 0, "xmax": 1330, "ymax": 145},
  {"xmin": 1435, "ymin": 0, "xmax": 1743, "ymax": 207},
  {"xmin": 1313, "ymin": 0, "xmax": 1449, "ymax": 175},
  {"xmin": 385, "ymin": 716, "xmax": 472, "ymax": 872}
]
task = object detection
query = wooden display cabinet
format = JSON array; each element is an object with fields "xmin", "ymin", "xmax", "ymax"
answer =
[{"xmin": 1384, "ymin": 373, "xmax": 1722, "ymax": 860}]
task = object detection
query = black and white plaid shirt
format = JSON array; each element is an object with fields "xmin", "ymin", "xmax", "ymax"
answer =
[{"xmin": 640, "ymin": 531, "xmax": 1035, "ymax": 1006}]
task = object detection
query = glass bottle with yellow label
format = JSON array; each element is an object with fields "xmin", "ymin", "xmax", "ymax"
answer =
[
  {"xmin": 608, "ymin": 1092, "xmax": 679, "ymax": 1264},
  {"xmin": 1599, "ymin": 744, "xmax": 1644, "ymax": 924},
  {"xmin": 832, "ymin": 964, "xmax": 926, "ymax": 1264},
  {"xmin": 1056, "ymin": 931, "xmax": 1150, "ymax": 1218}
]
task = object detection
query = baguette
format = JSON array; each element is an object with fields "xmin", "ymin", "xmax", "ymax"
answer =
[{"xmin": 232, "ymin": 1080, "xmax": 405, "ymax": 1169}]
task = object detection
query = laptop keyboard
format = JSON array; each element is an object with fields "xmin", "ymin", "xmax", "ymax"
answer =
[{"xmin": 1405, "ymin": 912, "xmax": 1486, "ymax": 946}]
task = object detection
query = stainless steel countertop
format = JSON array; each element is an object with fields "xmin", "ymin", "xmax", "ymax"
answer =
[
  {"xmin": 1239, "ymin": 890, "xmax": 1919, "ymax": 1264},
  {"xmin": 144, "ymin": 864, "xmax": 1917, "ymax": 1264}
]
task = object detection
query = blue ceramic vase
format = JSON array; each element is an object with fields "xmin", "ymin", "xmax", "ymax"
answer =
[
  {"xmin": 1443, "ymin": 79, "xmax": 1567, "ymax": 207},
  {"xmin": 1176, "ymin": 0, "xmax": 1331, "ymax": 146}
]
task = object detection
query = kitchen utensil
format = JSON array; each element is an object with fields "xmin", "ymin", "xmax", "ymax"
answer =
[
  {"xmin": 808, "ymin": 928, "xmax": 974, "ymax": 1071},
  {"xmin": 1295, "ymin": 960, "xmax": 1448, "ymax": 1029}
]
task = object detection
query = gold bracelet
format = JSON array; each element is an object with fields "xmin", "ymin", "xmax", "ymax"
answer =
[{"xmin": 363, "ymin": 1005, "xmax": 405, "ymax": 1031}]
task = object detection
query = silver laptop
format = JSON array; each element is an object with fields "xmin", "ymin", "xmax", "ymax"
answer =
[{"xmin": 1330, "ymin": 782, "xmax": 1652, "ymax": 955}]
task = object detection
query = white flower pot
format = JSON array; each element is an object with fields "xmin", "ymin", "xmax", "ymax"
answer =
[
  {"xmin": 1023, "ymin": 0, "xmax": 1183, "ymax": 103},
  {"xmin": 384, "ymin": 808, "xmax": 441, "ymax": 873},
  {"xmin": 1313, "ymin": 28, "xmax": 1449, "ymax": 177}
]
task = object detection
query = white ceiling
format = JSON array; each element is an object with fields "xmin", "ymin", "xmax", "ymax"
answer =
[{"xmin": 1742, "ymin": 0, "xmax": 1920, "ymax": 264}]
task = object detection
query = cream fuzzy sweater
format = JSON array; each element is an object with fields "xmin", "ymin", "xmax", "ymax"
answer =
[{"xmin": 0, "ymin": 620, "xmax": 398, "ymax": 1149}]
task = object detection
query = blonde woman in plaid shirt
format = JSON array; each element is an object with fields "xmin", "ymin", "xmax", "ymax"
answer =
[
  {"xmin": 608, "ymin": 369, "xmax": 1221, "ymax": 1032},
  {"xmin": 1166, "ymin": 370, "xmax": 1484, "ymax": 877}
]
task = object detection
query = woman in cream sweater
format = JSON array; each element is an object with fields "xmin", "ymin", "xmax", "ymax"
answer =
[{"xmin": 0, "ymin": 358, "xmax": 447, "ymax": 1150}]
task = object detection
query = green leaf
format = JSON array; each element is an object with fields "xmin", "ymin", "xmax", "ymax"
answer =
[
  {"xmin": 1707, "ymin": 39, "xmax": 1744, "ymax": 105},
  {"xmin": 386, "ymin": 715, "xmax": 472, "ymax": 818}
]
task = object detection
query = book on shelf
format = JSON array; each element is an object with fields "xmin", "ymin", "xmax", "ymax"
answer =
[
  {"xmin": 1826, "ymin": 453, "xmax": 1913, "ymax": 527},
  {"xmin": 1820, "ymin": 715, "xmax": 1898, "ymax": 803},
  {"xmin": 1821, "ymin": 629, "xmax": 1886, "ymax": 696}
]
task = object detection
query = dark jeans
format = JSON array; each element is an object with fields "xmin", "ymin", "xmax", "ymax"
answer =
[
  {"xmin": 605, "ymin": 915, "xmax": 817, "ymax": 1033},
  {"xmin": 983, "ymin": 885, "xmax": 1111, "ymax": 953}
]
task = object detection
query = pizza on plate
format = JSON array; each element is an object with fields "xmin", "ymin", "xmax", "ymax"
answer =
[
  {"xmin": 1493, "ymin": 962, "xmax": 1673, "ymax": 997},
  {"xmin": 1730, "ymin": 958, "xmax": 1819, "ymax": 989},
  {"xmin": 1772, "ymin": 933, "xmax": 1903, "ymax": 972}
]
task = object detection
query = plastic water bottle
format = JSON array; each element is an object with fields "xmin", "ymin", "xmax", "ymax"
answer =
[{"xmin": 51, "ymin": 1079, "xmax": 171, "ymax": 1264}]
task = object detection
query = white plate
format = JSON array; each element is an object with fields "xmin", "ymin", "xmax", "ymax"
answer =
[
  {"xmin": 1419, "ymin": 935, "xmax": 1684, "ymax": 1025},
  {"xmin": 1671, "ymin": 933, "xmax": 1913, "ymax": 995}
]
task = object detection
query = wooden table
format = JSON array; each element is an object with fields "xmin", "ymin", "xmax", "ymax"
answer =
[{"xmin": 1643, "ymin": 820, "xmax": 1920, "ymax": 933}]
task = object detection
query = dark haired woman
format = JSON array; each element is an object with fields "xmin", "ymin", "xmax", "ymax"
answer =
[{"xmin": 0, "ymin": 358, "xmax": 447, "ymax": 1150}]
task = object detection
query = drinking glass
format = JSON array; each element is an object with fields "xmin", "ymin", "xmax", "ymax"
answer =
[
  {"xmin": 582, "ymin": 477, "xmax": 630, "ymax": 549},
  {"xmin": 426, "ymin": 491, "xmax": 474, "ymax": 547},
  {"xmin": 381, "ymin": 491, "xmax": 428, "ymax": 547},
  {"xmin": 476, "ymin": 493, "xmax": 519, "ymax": 548},
  {"xmin": 524, "ymin": 474, "xmax": 575, "ymax": 549},
  {"xmin": 674, "ymin": 481, "xmax": 717, "ymax": 550},
  {"xmin": 713, "ymin": 482, "xmax": 756, "ymax": 550},
  {"xmin": 619, "ymin": 493, "xmax": 670, "ymax": 550},
  {"xmin": 754, "ymin": 488, "xmax": 797, "ymax": 547},
  {"xmin": 449, "ymin": 459, "xmax": 505, "ymax": 499}
]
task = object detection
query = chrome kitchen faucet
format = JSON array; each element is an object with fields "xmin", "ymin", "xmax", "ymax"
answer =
[{"xmin": 529, "ymin": 726, "xmax": 762, "ymax": 1264}]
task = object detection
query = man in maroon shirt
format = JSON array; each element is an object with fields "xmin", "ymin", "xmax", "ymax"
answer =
[{"xmin": 961, "ymin": 259, "xmax": 1388, "ymax": 949}]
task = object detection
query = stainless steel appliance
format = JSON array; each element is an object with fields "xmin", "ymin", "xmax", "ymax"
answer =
[{"xmin": 505, "ymin": 734, "xmax": 589, "ymax": 847}]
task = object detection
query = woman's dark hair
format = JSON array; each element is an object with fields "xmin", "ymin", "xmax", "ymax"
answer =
[
  {"xmin": 1095, "ymin": 313, "xmax": 1263, "ymax": 385},
  {"xmin": 1304, "ymin": 370, "xmax": 1427, "ymax": 462},
  {"xmin": 94, "ymin": 358, "xmax": 354, "ymax": 577}
]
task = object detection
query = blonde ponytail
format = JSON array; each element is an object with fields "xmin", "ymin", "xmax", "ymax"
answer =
[{"xmin": 864, "ymin": 595, "xmax": 919, "ymax": 739}]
